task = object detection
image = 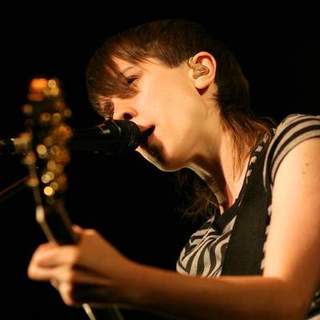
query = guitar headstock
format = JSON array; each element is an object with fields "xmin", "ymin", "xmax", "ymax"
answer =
[
  {"xmin": 22, "ymin": 79, "xmax": 110, "ymax": 320},
  {"xmin": 22, "ymin": 77, "xmax": 72, "ymax": 203},
  {"xmin": 22, "ymin": 77, "xmax": 76, "ymax": 244}
]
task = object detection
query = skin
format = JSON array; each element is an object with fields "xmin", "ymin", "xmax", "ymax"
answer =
[
  {"xmin": 28, "ymin": 52, "xmax": 320, "ymax": 319},
  {"xmin": 111, "ymin": 53, "xmax": 221, "ymax": 174},
  {"xmin": 112, "ymin": 52, "xmax": 249, "ymax": 207}
]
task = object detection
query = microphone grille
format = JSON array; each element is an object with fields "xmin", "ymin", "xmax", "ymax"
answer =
[{"xmin": 117, "ymin": 120, "xmax": 142, "ymax": 150}]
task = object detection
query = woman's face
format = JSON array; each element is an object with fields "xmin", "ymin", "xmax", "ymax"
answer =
[{"xmin": 109, "ymin": 58, "xmax": 215, "ymax": 171}]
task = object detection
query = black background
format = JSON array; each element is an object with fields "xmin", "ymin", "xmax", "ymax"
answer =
[{"xmin": 0, "ymin": 4, "xmax": 319, "ymax": 320}]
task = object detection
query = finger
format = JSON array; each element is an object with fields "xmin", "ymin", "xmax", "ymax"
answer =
[
  {"xmin": 59, "ymin": 282, "xmax": 75, "ymax": 306},
  {"xmin": 38, "ymin": 242, "xmax": 58, "ymax": 251},
  {"xmin": 29, "ymin": 261, "xmax": 111, "ymax": 286},
  {"xmin": 35, "ymin": 267, "xmax": 115, "ymax": 306},
  {"xmin": 50, "ymin": 265, "xmax": 112, "ymax": 286},
  {"xmin": 28, "ymin": 261, "xmax": 57, "ymax": 281},
  {"xmin": 63, "ymin": 269, "xmax": 118, "ymax": 305},
  {"xmin": 34, "ymin": 245, "xmax": 79, "ymax": 268},
  {"xmin": 72, "ymin": 225, "xmax": 84, "ymax": 234},
  {"xmin": 50, "ymin": 279, "xmax": 59, "ymax": 289},
  {"xmin": 28, "ymin": 263, "xmax": 118, "ymax": 306},
  {"xmin": 66, "ymin": 267, "xmax": 112, "ymax": 286},
  {"xmin": 30, "ymin": 242, "xmax": 58, "ymax": 260}
]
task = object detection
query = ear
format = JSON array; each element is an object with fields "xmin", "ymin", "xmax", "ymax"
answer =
[{"xmin": 187, "ymin": 51, "xmax": 217, "ymax": 90}]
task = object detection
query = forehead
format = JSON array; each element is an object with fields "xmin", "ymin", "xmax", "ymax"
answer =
[{"xmin": 113, "ymin": 57, "xmax": 164, "ymax": 73}]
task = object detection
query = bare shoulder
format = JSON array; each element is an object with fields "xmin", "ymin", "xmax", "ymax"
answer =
[{"xmin": 263, "ymin": 137, "xmax": 320, "ymax": 301}]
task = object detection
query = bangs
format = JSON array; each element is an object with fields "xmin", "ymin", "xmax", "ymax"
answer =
[
  {"xmin": 87, "ymin": 35, "xmax": 155, "ymax": 117},
  {"xmin": 86, "ymin": 19, "xmax": 195, "ymax": 117}
]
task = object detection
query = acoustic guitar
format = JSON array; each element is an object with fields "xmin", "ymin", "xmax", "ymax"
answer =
[{"xmin": 21, "ymin": 77, "xmax": 124, "ymax": 320}]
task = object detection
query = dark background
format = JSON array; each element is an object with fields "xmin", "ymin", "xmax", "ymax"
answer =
[{"xmin": 0, "ymin": 5, "xmax": 319, "ymax": 320}]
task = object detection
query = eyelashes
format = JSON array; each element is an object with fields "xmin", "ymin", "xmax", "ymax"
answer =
[
  {"xmin": 125, "ymin": 75, "xmax": 139, "ymax": 86},
  {"xmin": 96, "ymin": 74, "xmax": 140, "ymax": 119}
]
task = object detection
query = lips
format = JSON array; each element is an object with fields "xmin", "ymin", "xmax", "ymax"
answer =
[{"xmin": 140, "ymin": 126, "xmax": 155, "ymax": 147}]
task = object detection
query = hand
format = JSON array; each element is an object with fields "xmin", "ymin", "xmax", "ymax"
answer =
[{"xmin": 28, "ymin": 226, "xmax": 134, "ymax": 306}]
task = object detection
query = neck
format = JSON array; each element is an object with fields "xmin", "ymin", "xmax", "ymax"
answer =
[{"xmin": 188, "ymin": 128, "xmax": 252, "ymax": 213}]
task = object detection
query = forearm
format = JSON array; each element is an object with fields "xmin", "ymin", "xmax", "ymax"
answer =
[{"xmin": 122, "ymin": 263, "xmax": 307, "ymax": 320}]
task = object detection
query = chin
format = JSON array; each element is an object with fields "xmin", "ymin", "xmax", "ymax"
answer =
[
  {"xmin": 137, "ymin": 147, "xmax": 181, "ymax": 172},
  {"xmin": 150, "ymin": 154, "xmax": 185, "ymax": 172}
]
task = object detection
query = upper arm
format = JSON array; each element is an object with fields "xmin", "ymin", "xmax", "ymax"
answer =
[{"xmin": 263, "ymin": 137, "xmax": 320, "ymax": 303}]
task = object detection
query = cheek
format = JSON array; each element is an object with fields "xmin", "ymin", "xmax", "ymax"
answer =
[{"xmin": 159, "ymin": 112, "xmax": 193, "ymax": 148}]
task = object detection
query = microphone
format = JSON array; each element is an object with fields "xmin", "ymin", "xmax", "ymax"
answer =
[
  {"xmin": 0, "ymin": 120, "xmax": 142, "ymax": 156},
  {"xmin": 0, "ymin": 133, "xmax": 31, "ymax": 155},
  {"xmin": 69, "ymin": 119, "xmax": 142, "ymax": 155}
]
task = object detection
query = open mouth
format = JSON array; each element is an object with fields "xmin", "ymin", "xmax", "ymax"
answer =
[{"xmin": 140, "ymin": 126, "xmax": 155, "ymax": 147}]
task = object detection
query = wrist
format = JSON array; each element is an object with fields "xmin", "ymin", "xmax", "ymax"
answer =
[{"xmin": 117, "ymin": 260, "xmax": 149, "ymax": 306}]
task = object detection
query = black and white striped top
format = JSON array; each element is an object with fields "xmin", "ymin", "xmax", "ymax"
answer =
[{"xmin": 176, "ymin": 114, "xmax": 320, "ymax": 318}]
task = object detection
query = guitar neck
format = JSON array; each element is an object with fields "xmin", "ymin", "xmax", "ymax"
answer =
[
  {"xmin": 35, "ymin": 201, "xmax": 79, "ymax": 245},
  {"xmin": 21, "ymin": 77, "xmax": 125, "ymax": 320}
]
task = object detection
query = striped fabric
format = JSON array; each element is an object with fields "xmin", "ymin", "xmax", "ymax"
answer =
[
  {"xmin": 176, "ymin": 215, "xmax": 235, "ymax": 277},
  {"xmin": 176, "ymin": 114, "xmax": 320, "ymax": 318},
  {"xmin": 263, "ymin": 114, "xmax": 320, "ymax": 190},
  {"xmin": 176, "ymin": 134, "xmax": 267, "ymax": 276}
]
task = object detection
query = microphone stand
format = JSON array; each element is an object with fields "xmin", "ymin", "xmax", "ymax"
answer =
[{"xmin": 0, "ymin": 175, "xmax": 29, "ymax": 203}]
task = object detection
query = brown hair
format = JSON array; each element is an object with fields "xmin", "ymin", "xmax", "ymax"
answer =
[{"xmin": 86, "ymin": 19, "xmax": 273, "ymax": 217}]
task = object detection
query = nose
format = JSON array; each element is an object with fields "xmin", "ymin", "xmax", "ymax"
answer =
[
  {"xmin": 122, "ymin": 112, "xmax": 134, "ymax": 120},
  {"xmin": 112, "ymin": 102, "xmax": 137, "ymax": 121},
  {"xmin": 114, "ymin": 110, "xmax": 135, "ymax": 120}
]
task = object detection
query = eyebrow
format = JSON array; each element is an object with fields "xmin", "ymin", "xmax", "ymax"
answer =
[{"xmin": 120, "ymin": 66, "xmax": 135, "ymax": 75}]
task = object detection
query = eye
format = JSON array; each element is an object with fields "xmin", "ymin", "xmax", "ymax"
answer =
[{"xmin": 126, "ymin": 76, "xmax": 138, "ymax": 85}]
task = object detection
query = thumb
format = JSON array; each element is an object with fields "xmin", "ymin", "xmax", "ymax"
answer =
[{"xmin": 72, "ymin": 224, "xmax": 84, "ymax": 234}]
